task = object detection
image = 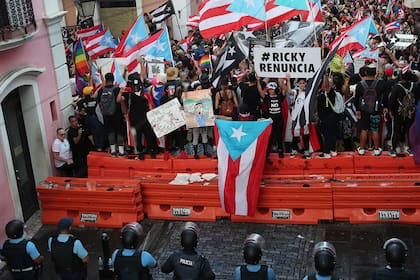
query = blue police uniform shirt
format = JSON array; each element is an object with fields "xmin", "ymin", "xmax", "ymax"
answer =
[
  {"xmin": 303, "ymin": 273, "xmax": 334, "ymax": 280},
  {"xmin": 111, "ymin": 248, "xmax": 156, "ymax": 268},
  {"xmin": 0, "ymin": 237, "xmax": 41, "ymax": 260},
  {"xmin": 234, "ymin": 264, "xmax": 276, "ymax": 280},
  {"xmin": 47, "ymin": 234, "xmax": 88, "ymax": 259}
]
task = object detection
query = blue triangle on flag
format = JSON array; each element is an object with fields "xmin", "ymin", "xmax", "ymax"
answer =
[{"xmin": 216, "ymin": 119, "xmax": 270, "ymax": 161}]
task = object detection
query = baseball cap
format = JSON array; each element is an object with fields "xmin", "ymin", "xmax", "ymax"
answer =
[
  {"xmin": 57, "ymin": 217, "xmax": 73, "ymax": 231},
  {"xmin": 267, "ymin": 82, "xmax": 278, "ymax": 89}
]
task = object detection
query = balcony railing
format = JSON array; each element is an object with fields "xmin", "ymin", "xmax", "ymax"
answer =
[{"xmin": 0, "ymin": 0, "xmax": 36, "ymax": 43}]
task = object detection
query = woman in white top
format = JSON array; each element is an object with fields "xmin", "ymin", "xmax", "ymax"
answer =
[
  {"xmin": 52, "ymin": 128, "xmax": 73, "ymax": 176},
  {"xmin": 287, "ymin": 75, "xmax": 311, "ymax": 159}
]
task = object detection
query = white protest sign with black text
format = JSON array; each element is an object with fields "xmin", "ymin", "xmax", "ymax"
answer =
[
  {"xmin": 254, "ymin": 48, "xmax": 322, "ymax": 78},
  {"xmin": 146, "ymin": 98, "xmax": 186, "ymax": 138}
]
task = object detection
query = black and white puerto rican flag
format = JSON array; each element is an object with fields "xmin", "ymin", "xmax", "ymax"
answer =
[{"xmin": 150, "ymin": 1, "xmax": 175, "ymax": 24}]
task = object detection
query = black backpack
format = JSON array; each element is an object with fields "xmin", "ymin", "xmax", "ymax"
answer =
[
  {"xmin": 100, "ymin": 87, "xmax": 117, "ymax": 116},
  {"xmin": 397, "ymin": 82, "xmax": 416, "ymax": 119},
  {"xmin": 360, "ymin": 80, "xmax": 380, "ymax": 113}
]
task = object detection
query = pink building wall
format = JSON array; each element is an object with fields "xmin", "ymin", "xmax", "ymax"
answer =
[{"xmin": 0, "ymin": 0, "xmax": 66, "ymax": 242}]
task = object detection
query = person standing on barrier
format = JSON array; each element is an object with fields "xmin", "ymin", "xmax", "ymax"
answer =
[
  {"xmin": 161, "ymin": 222, "xmax": 215, "ymax": 280},
  {"xmin": 234, "ymin": 233, "xmax": 276, "ymax": 280},
  {"xmin": 372, "ymin": 238, "xmax": 417, "ymax": 280},
  {"xmin": 48, "ymin": 217, "xmax": 89, "ymax": 280},
  {"xmin": 0, "ymin": 219, "xmax": 44, "ymax": 280},
  {"xmin": 302, "ymin": 241, "xmax": 340, "ymax": 280},
  {"xmin": 111, "ymin": 222, "xmax": 157, "ymax": 279}
]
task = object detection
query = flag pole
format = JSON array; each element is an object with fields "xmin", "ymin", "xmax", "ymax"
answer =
[
  {"xmin": 264, "ymin": 0, "xmax": 271, "ymax": 46},
  {"xmin": 171, "ymin": 0, "xmax": 184, "ymax": 41}
]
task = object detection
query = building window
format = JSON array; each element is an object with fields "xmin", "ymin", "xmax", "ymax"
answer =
[
  {"xmin": 0, "ymin": 0, "xmax": 36, "ymax": 42},
  {"xmin": 99, "ymin": 0, "xmax": 136, "ymax": 8}
]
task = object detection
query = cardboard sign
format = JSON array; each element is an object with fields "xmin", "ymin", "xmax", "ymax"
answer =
[
  {"xmin": 254, "ymin": 47, "xmax": 322, "ymax": 78},
  {"xmin": 146, "ymin": 98, "xmax": 186, "ymax": 138},
  {"xmin": 182, "ymin": 89, "xmax": 215, "ymax": 129}
]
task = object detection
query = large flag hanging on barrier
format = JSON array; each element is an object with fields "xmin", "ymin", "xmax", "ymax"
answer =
[{"xmin": 214, "ymin": 119, "xmax": 272, "ymax": 216}]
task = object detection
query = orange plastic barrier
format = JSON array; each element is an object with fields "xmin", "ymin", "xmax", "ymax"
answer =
[
  {"xmin": 87, "ymin": 152, "xmax": 173, "ymax": 177},
  {"xmin": 141, "ymin": 182, "xmax": 229, "ymax": 221},
  {"xmin": 171, "ymin": 158, "xmax": 218, "ymax": 173},
  {"xmin": 353, "ymin": 154, "xmax": 420, "ymax": 174},
  {"xmin": 37, "ymin": 177, "xmax": 143, "ymax": 228},
  {"xmin": 333, "ymin": 173, "xmax": 420, "ymax": 182},
  {"xmin": 263, "ymin": 152, "xmax": 354, "ymax": 175},
  {"xmin": 332, "ymin": 181, "xmax": 420, "ymax": 224},
  {"xmin": 231, "ymin": 183, "xmax": 333, "ymax": 224}
]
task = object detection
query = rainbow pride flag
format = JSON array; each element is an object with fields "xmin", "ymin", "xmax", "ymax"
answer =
[
  {"xmin": 73, "ymin": 39, "xmax": 89, "ymax": 76},
  {"xmin": 199, "ymin": 54, "xmax": 211, "ymax": 71}
]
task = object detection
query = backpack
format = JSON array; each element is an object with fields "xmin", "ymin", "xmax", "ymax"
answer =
[
  {"xmin": 220, "ymin": 90, "xmax": 235, "ymax": 116},
  {"xmin": 397, "ymin": 82, "xmax": 416, "ymax": 119},
  {"xmin": 327, "ymin": 91, "xmax": 345, "ymax": 114},
  {"xmin": 100, "ymin": 87, "xmax": 117, "ymax": 116},
  {"xmin": 360, "ymin": 80, "xmax": 380, "ymax": 113}
]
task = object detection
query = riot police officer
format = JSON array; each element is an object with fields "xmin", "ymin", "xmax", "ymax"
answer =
[
  {"xmin": 372, "ymin": 238, "xmax": 417, "ymax": 280},
  {"xmin": 0, "ymin": 219, "xmax": 44, "ymax": 280},
  {"xmin": 234, "ymin": 233, "xmax": 276, "ymax": 280},
  {"xmin": 48, "ymin": 217, "xmax": 89, "ymax": 279},
  {"xmin": 111, "ymin": 222, "xmax": 157, "ymax": 279},
  {"xmin": 303, "ymin": 241, "xmax": 339, "ymax": 280},
  {"xmin": 161, "ymin": 222, "xmax": 215, "ymax": 280}
]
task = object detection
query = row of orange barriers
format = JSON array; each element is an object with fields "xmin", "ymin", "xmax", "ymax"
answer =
[
  {"xmin": 88, "ymin": 151, "xmax": 419, "ymax": 177},
  {"xmin": 36, "ymin": 177, "xmax": 144, "ymax": 228},
  {"xmin": 37, "ymin": 174, "xmax": 420, "ymax": 225}
]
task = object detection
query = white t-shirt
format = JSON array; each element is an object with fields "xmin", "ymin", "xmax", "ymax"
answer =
[{"xmin": 52, "ymin": 138, "xmax": 70, "ymax": 168}]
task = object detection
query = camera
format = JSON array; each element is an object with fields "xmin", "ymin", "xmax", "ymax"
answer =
[{"xmin": 127, "ymin": 73, "xmax": 143, "ymax": 92}]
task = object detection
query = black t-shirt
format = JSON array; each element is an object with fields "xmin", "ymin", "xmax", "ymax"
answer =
[
  {"xmin": 67, "ymin": 124, "xmax": 92, "ymax": 155},
  {"xmin": 241, "ymin": 83, "xmax": 261, "ymax": 113},
  {"xmin": 122, "ymin": 92, "xmax": 149, "ymax": 126},
  {"xmin": 78, "ymin": 96, "xmax": 97, "ymax": 115}
]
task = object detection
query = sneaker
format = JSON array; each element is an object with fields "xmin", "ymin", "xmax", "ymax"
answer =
[
  {"xmin": 278, "ymin": 151, "xmax": 284, "ymax": 158},
  {"xmin": 303, "ymin": 151, "xmax": 311, "ymax": 159},
  {"xmin": 290, "ymin": 150, "xmax": 298, "ymax": 158},
  {"xmin": 357, "ymin": 147, "xmax": 365, "ymax": 156},
  {"xmin": 330, "ymin": 151, "xmax": 338, "ymax": 157},
  {"xmin": 163, "ymin": 150, "xmax": 170, "ymax": 161},
  {"xmin": 110, "ymin": 152, "xmax": 116, "ymax": 158},
  {"xmin": 404, "ymin": 147, "xmax": 414, "ymax": 156},
  {"xmin": 150, "ymin": 152, "xmax": 157, "ymax": 159},
  {"xmin": 388, "ymin": 149, "xmax": 397, "ymax": 157},
  {"xmin": 373, "ymin": 148, "xmax": 382, "ymax": 156},
  {"xmin": 118, "ymin": 153, "xmax": 127, "ymax": 158},
  {"xmin": 179, "ymin": 150, "xmax": 187, "ymax": 159},
  {"xmin": 317, "ymin": 153, "xmax": 331, "ymax": 159},
  {"xmin": 138, "ymin": 153, "xmax": 145, "ymax": 160}
]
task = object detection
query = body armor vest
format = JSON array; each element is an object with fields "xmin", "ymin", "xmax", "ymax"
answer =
[
  {"xmin": 114, "ymin": 250, "xmax": 151, "ymax": 280},
  {"xmin": 240, "ymin": 264, "xmax": 267, "ymax": 280},
  {"xmin": 51, "ymin": 236, "xmax": 83, "ymax": 273},
  {"xmin": 172, "ymin": 250, "xmax": 203, "ymax": 280},
  {"xmin": 2, "ymin": 240, "xmax": 34, "ymax": 270}
]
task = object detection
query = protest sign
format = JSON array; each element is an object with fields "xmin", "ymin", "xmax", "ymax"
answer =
[
  {"xmin": 146, "ymin": 98, "xmax": 186, "ymax": 138},
  {"xmin": 254, "ymin": 47, "xmax": 322, "ymax": 78},
  {"xmin": 182, "ymin": 89, "xmax": 215, "ymax": 129}
]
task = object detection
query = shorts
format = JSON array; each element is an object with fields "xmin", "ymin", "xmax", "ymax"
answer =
[{"xmin": 358, "ymin": 113, "xmax": 381, "ymax": 132}]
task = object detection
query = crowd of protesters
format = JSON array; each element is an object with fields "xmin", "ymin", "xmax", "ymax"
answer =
[{"xmin": 61, "ymin": 0, "xmax": 420, "ymax": 177}]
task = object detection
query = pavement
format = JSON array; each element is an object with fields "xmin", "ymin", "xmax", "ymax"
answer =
[{"xmin": 22, "ymin": 211, "xmax": 420, "ymax": 280}]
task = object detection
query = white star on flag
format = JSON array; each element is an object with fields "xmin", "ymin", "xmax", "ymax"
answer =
[
  {"xmin": 245, "ymin": 0, "xmax": 256, "ymax": 8},
  {"xmin": 131, "ymin": 33, "xmax": 141, "ymax": 44},
  {"xmin": 156, "ymin": 40, "xmax": 165, "ymax": 51},
  {"xmin": 228, "ymin": 46, "xmax": 236, "ymax": 56},
  {"xmin": 230, "ymin": 126, "xmax": 247, "ymax": 142}
]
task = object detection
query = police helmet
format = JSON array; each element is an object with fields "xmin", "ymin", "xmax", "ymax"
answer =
[
  {"xmin": 121, "ymin": 222, "xmax": 143, "ymax": 249},
  {"xmin": 243, "ymin": 233, "xmax": 264, "ymax": 265},
  {"xmin": 383, "ymin": 238, "xmax": 408, "ymax": 267},
  {"xmin": 181, "ymin": 222, "xmax": 200, "ymax": 249},
  {"xmin": 313, "ymin": 241, "xmax": 336, "ymax": 276},
  {"xmin": 5, "ymin": 219, "xmax": 24, "ymax": 239}
]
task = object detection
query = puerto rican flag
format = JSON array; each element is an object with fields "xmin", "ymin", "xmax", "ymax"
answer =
[
  {"xmin": 187, "ymin": 14, "xmax": 200, "ymax": 29},
  {"xmin": 84, "ymin": 29, "xmax": 117, "ymax": 59},
  {"xmin": 214, "ymin": 119, "xmax": 272, "ymax": 216},
  {"xmin": 113, "ymin": 15, "xmax": 148, "ymax": 57},
  {"xmin": 384, "ymin": 20, "xmax": 400, "ymax": 33},
  {"xmin": 77, "ymin": 24, "xmax": 103, "ymax": 40}
]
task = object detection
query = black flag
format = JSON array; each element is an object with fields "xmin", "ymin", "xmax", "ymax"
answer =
[
  {"xmin": 150, "ymin": 1, "xmax": 175, "ymax": 23},
  {"xmin": 211, "ymin": 35, "xmax": 246, "ymax": 89}
]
